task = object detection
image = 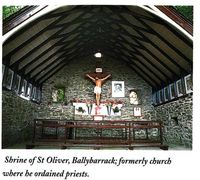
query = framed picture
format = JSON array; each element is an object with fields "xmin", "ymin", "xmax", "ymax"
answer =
[
  {"xmin": 164, "ymin": 87, "xmax": 169, "ymax": 101},
  {"xmin": 26, "ymin": 83, "xmax": 33, "ymax": 98},
  {"xmin": 2, "ymin": 64, "xmax": 5, "ymax": 80},
  {"xmin": 156, "ymin": 91, "xmax": 160, "ymax": 104},
  {"xmin": 152, "ymin": 92, "xmax": 157, "ymax": 105},
  {"xmin": 176, "ymin": 79, "xmax": 184, "ymax": 97},
  {"xmin": 96, "ymin": 68, "xmax": 102, "ymax": 73},
  {"xmin": 158, "ymin": 89, "xmax": 163, "ymax": 103},
  {"xmin": 112, "ymin": 81, "xmax": 125, "ymax": 97},
  {"xmin": 129, "ymin": 89, "xmax": 142, "ymax": 105},
  {"xmin": 133, "ymin": 107, "xmax": 142, "ymax": 117},
  {"xmin": 52, "ymin": 87, "xmax": 65, "ymax": 103},
  {"xmin": 93, "ymin": 115, "xmax": 104, "ymax": 121},
  {"xmin": 13, "ymin": 74, "xmax": 21, "ymax": 94},
  {"xmin": 4, "ymin": 68, "xmax": 14, "ymax": 90},
  {"xmin": 184, "ymin": 74, "xmax": 193, "ymax": 94},
  {"xmin": 21, "ymin": 79, "xmax": 27, "ymax": 96},
  {"xmin": 36, "ymin": 89, "xmax": 41, "ymax": 102},
  {"xmin": 31, "ymin": 87, "xmax": 37, "ymax": 100},
  {"xmin": 169, "ymin": 83, "xmax": 176, "ymax": 99}
]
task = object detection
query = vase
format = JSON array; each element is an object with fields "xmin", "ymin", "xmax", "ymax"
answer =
[
  {"xmin": 107, "ymin": 106, "xmax": 111, "ymax": 115},
  {"xmin": 87, "ymin": 104, "xmax": 93, "ymax": 114}
]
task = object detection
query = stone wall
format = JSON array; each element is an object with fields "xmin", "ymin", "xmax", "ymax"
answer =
[
  {"xmin": 39, "ymin": 56, "xmax": 155, "ymax": 121},
  {"xmin": 2, "ymin": 90, "xmax": 39, "ymax": 148},
  {"xmin": 155, "ymin": 94, "xmax": 192, "ymax": 148},
  {"xmin": 1, "ymin": 55, "xmax": 192, "ymax": 149}
]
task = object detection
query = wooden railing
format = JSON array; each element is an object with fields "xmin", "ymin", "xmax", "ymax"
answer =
[{"xmin": 27, "ymin": 119, "xmax": 168, "ymax": 150}]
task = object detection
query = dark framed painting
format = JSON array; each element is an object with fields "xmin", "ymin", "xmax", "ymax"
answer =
[
  {"xmin": 13, "ymin": 74, "xmax": 21, "ymax": 94},
  {"xmin": 20, "ymin": 79, "xmax": 27, "ymax": 96},
  {"xmin": 152, "ymin": 92, "xmax": 157, "ymax": 105},
  {"xmin": 156, "ymin": 91, "xmax": 160, "ymax": 104},
  {"xmin": 31, "ymin": 87, "xmax": 37, "ymax": 101},
  {"xmin": 169, "ymin": 83, "xmax": 176, "ymax": 100},
  {"xmin": 158, "ymin": 89, "xmax": 164, "ymax": 103},
  {"xmin": 176, "ymin": 79, "xmax": 184, "ymax": 97},
  {"xmin": 184, "ymin": 74, "xmax": 193, "ymax": 94},
  {"xmin": 37, "ymin": 89, "xmax": 42, "ymax": 102},
  {"xmin": 164, "ymin": 87, "xmax": 169, "ymax": 101},
  {"xmin": 26, "ymin": 83, "xmax": 33, "ymax": 98},
  {"xmin": 2, "ymin": 64, "xmax": 5, "ymax": 80},
  {"xmin": 4, "ymin": 68, "xmax": 14, "ymax": 90}
]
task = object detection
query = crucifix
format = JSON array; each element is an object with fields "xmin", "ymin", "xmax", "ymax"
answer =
[{"xmin": 85, "ymin": 71, "xmax": 111, "ymax": 106}]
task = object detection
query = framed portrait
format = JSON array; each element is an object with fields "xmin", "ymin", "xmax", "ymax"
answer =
[
  {"xmin": 36, "ymin": 88, "xmax": 42, "ymax": 102},
  {"xmin": 13, "ymin": 74, "xmax": 21, "ymax": 94},
  {"xmin": 176, "ymin": 79, "xmax": 184, "ymax": 97},
  {"xmin": 2, "ymin": 64, "xmax": 5, "ymax": 80},
  {"xmin": 129, "ymin": 89, "xmax": 142, "ymax": 105},
  {"xmin": 133, "ymin": 107, "xmax": 142, "ymax": 117},
  {"xmin": 184, "ymin": 74, "xmax": 193, "ymax": 94},
  {"xmin": 21, "ymin": 79, "xmax": 27, "ymax": 96},
  {"xmin": 4, "ymin": 68, "xmax": 14, "ymax": 90},
  {"xmin": 26, "ymin": 83, "xmax": 33, "ymax": 98},
  {"xmin": 31, "ymin": 87, "xmax": 37, "ymax": 100},
  {"xmin": 158, "ymin": 89, "xmax": 163, "ymax": 103},
  {"xmin": 152, "ymin": 92, "xmax": 157, "ymax": 105},
  {"xmin": 164, "ymin": 87, "xmax": 169, "ymax": 101},
  {"xmin": 169, "ymin": 83, "xmax": 176, "ymax": 100},
  {"xmin": 112, "ymin": 81, "xmax": 125, "ymax": 97}
]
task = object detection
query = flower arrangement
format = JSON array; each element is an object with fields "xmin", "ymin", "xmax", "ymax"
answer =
[
  {"xmin": 76, "ymin": 107, "xmax": 85, "ymax": 113},
  {"xmin": 86, "ymin": 101, "xmax": 93, "ymax": 114},
  {"xmin": 112, "ymin": 106, "xmax": 120, "ymax": 113}
]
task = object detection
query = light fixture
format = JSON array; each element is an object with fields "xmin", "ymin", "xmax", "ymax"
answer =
[{"xmin": 94, "ymin": 52, "xmax": 102, "ymax": 58}]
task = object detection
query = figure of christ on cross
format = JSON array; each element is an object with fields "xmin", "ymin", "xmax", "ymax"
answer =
[{"xmin": 86, "ymin": 73, "xmax": 111, "ymax": 106}]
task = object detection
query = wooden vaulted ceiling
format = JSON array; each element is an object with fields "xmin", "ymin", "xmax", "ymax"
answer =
[{"xmin": 3, "ymin": 5, "xmax": 193, "ymax": 89}]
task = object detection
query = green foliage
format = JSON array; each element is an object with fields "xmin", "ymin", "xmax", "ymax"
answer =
[
  {"xmin": 174, "ymin": 6, "xmax": 193, "ymax": 22},
  {"xmin": 57, "ymin": 87, "xmax": 65, "ymax": 103},
  {"xmin": 3, "ymin": 6, "xmax": 25, "ymax": 19},
  {"xmin": 77, "ymin": 107, "xmax": 85, "ymax": 113},
  {"xmin": 113, "ymin": 106, "xmax": 120, "ymax": 113}
]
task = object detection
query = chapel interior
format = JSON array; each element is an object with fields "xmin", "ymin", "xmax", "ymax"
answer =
[{"xmin": 2, "ymin": 5, "xmax": 193, "ymax": 150}]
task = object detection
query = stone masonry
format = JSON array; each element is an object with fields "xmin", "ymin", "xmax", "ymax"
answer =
[
  {"xmin": 2, "ymin": 90, "xmax": 38, "ymax": 148},
  {"xmin": 155, "ymin": 94, "xmax": 192, "ymax": 148},
  {"xmin": 39, "ymin": 56, "xmax": 155, "ymax": 121}
]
